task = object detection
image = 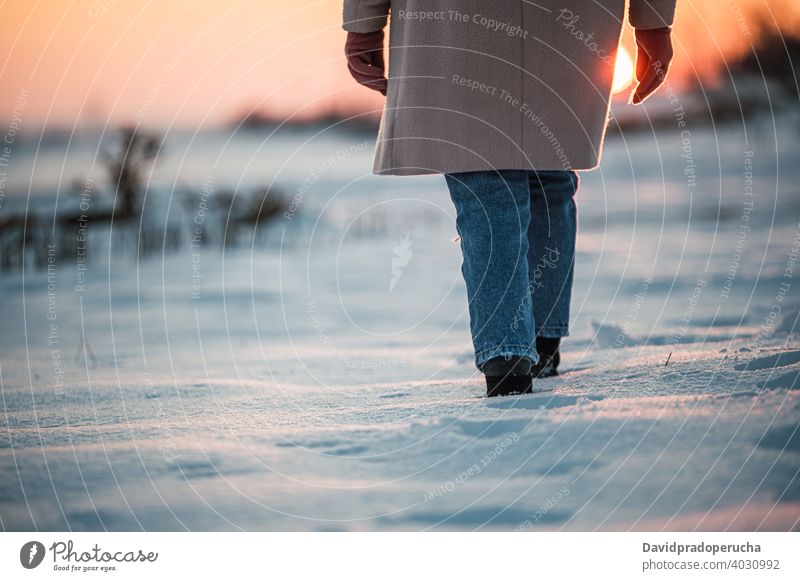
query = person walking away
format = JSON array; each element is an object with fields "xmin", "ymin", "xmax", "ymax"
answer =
[{"xmin": 343, "ymin": 0, "xmax": 676, "ymax": 396}]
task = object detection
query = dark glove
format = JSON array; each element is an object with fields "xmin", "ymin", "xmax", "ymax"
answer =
[
  {"xmin": 631, "ymin": 26, "xmax": 674, "ymax": 104},
  {"xmin": 345, "ymin": 30, "xmax": 387, "ymax": 96}
]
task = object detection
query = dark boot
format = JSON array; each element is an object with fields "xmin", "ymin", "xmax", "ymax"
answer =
[
  {"xmin": 481, "ymin": 355, "xmax": 533, "ymax": 397},
  {"xmin": 532, "ymin": 337, "xmax": 561, "ymax": 378}
]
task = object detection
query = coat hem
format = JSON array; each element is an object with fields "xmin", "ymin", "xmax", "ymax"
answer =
[{"xmin": 371, "ymin": 160, "xmax": 601, "ymax": 176}]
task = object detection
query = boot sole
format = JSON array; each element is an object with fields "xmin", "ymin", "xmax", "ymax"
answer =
[{"xmin": 485, "ymin": 375, "xmax": 533, "ymax": 397}]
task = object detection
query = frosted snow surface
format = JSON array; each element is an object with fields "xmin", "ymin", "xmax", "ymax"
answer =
[{"xmin": 1, "ymin": 113, "xmax": 799, "ymax": 531}]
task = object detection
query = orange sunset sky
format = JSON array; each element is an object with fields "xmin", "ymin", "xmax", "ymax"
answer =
[{"xmin": 1, "ymin": 0, "xmax": 798, "ymax": 130}]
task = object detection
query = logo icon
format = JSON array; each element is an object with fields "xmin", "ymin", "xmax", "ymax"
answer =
[
  {"xmin": 20, "ymin": 541, "xmax": 46, "ymax": 569},
  {"xmin": 390, "ymin": 234, "xmax": 413, "ymax": 292}
]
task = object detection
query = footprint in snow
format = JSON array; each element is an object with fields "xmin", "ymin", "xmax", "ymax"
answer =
[
  {"xmin": 734, "ymin": 350, "xmax": 800, "ymax": 372},
  {"xmin": 760, "ymin": 370, "xmax": 800, "ymax": 390},
  {"xmin": 487, "ymin": 394, "xmax": 604, "ymax": 411},
  {"xmin": 379, "ymin": 391, "xmax": 410, "ymax": 399}
]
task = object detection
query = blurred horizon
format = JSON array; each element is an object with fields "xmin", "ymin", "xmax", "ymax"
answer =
[{"xmin": 1, "ymin": 0, "xmax": 799, "ymax": 131}]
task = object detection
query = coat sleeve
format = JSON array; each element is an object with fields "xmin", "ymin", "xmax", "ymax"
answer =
[
  {"xmin": 343, "ymin": 0, "xmax": 391, "ymax": 33},
  {"xmin": 628, "ymin": 0, "xmax": 677, "ymax": 29}
]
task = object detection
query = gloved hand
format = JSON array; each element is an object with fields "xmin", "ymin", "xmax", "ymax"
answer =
[
  {"xmin": 631, "ymin": 26, "xmax": 673, "ymax": 104},
  {"xmin": 345, "ymin": 30, "xmax": 387, "ymax": 96}
]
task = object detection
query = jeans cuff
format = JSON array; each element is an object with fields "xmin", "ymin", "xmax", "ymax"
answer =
[
  {"xmin": 537, "ymin": 326, "xmax": 569, "ymax": 339},
  {"xmin": 474, "ymin": 344, "xmax": 540, "ymax": 370}
]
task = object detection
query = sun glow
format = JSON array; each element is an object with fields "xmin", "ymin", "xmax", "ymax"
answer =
[{"xmin": 612, "ymin": 46, "xmax": 635, "ymax": 94}]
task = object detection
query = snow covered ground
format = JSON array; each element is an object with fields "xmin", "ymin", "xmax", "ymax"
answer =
[{"xmin": 1, "ymin": 110, "xmax": 799, "ymax": 531}]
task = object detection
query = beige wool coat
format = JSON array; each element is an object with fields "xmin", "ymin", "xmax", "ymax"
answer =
[{"xmin": 343, "ymin": 0, "xmax": 676, "ymax": 175}]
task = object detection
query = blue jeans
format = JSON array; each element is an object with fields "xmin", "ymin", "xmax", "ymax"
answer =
[{"xmin": 444, "ymin": 169, "xmax": 579, "ymax": 369}]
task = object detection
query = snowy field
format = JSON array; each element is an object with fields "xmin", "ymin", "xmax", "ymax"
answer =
[{"xmin": 1, "ymin": 110, "xmax": 799, "ymax": 531}]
